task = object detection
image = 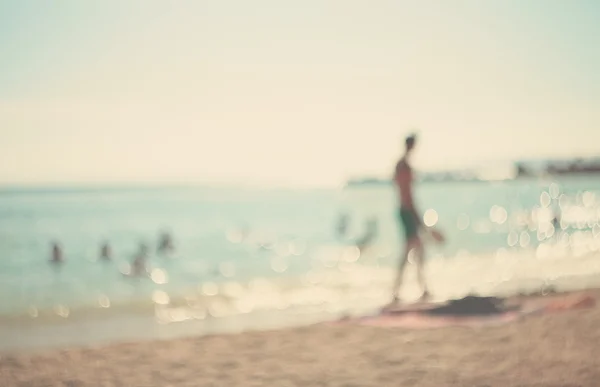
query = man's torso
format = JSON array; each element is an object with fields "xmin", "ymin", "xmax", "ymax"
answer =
[{"xmin": 395, "ymin": 158, "xmax": 413, "ymax": 208}]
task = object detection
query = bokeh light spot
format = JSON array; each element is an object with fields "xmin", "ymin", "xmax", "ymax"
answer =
[
  {"xmin": 201, "ymin": 282, "xmax": 218, "ymax": 296},
  {"xmin": 275, "ymin": 241, "xmax": 292, "ymax": 257},
  {"xmin": 593, "ymin": 224, "xmax": 600, "ymax": 239},
  {"xmin": 341, "ymin": 246, "xmax": 360, "ymax": 262},
  {"xmin": 28, "ymin": 306, "xmax": 38, "ymax": 318},
  {"xmin": 152, "ymin": 290, "xmax": 170, "ymax": 305},
  {"xmin": 549, "ymin": 183, "xmax": 560, "ymax": 199},
  {"xmin": 490, "ymin": 205, "xmax": 508, "ymax": 224},
  {"xmin": 507, "ymin": 231, "xmax": 518, "ymax": 247},
  {"xmin": 407, "ymin": 248, "xmax": 417, "ymax": 264},
  {"xmin": 559, "ymin": 194, "xmax": 569, "ymax": 209},
  {"xmin": 423, "ymin": 209, "xmax": 438, "ymax": 227},
  {"xmin": 54, "ymin": 304, "xmax": 70, "ymax": 318},
  {"xmin": 519, "ymin": 231, "xmax": 531, "ymax": 248},
  {"xmin": 457, "ymin": 213, "xmax": 470, "ymax": 230},
  {"xmin": 582, "ymin": 191, "xmax": 595, "ymax": 207},
  {"xmin": 98, "ymin": 295, "xmax": 111, "ymax": 308},
  {"xmin": 540, "ymin": 192, "xmax": 551, "ymax": 208},
  {"xmin": 271, "ymin": 256, "xmax": 289, "ymax": 273},
  {"xmin": 291, "ymin": 239, "xmax": 307, "ymax": 256},
  {"xmin": 151, "ymin": 268, "xmax": 168, "ymax": 284}
]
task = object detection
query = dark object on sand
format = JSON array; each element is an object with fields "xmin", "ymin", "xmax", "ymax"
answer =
[{"xmin": 425, "ymin": 295, "xmax": 511, "ymax": 316}]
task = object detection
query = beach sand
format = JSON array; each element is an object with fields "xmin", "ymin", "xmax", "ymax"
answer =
[{"xmin": 1, "ymin": 292, "xmax": 599, "ymax": 386}]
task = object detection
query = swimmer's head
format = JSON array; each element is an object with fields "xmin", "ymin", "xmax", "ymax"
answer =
[{"xmin": 405, "ymin": 134, "xmax": 417, "ymax": 152}]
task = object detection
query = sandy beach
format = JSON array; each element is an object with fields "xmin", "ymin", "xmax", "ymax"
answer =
[{"xmin": 1, "ymin": 291, "xmax": 598, "ymax": 386}]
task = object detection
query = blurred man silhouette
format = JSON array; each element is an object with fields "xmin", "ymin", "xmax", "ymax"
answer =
[{"xmin": 391, "ymin": 134, "xmax": 444, "ymax": 303}]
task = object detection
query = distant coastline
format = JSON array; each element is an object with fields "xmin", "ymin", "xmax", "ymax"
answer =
[{"xmin": 345, "ymin": 157, "xmax": 600, "ymax": 188}]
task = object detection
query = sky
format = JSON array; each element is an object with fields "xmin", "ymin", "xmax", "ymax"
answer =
[{"xmin": 1, "ymin": 0, "xmax": 599, "ymax": 187}]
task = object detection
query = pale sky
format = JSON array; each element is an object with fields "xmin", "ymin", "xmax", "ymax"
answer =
[{"xmin": 1, "ymin": 0, "xmax": 599, "ymax": 187}]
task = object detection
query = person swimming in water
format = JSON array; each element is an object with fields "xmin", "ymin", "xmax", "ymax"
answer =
[
  {"xmin": 336, "ymin": 212, "xmax": 351, "ymax": 240},
  {"xmin": 131, "ymin": 243, "xmax": 149, "ymax": 276},
  {"xmin": 100, "ymin": 241, "xmax": 112, "ymax": 260},
  {"xmin": 157, "ymin": 231, "xmax": 174, "ymax": 255},
  {"xmin": 50, "ymin": 241, "xmax": 63, "ymax": 263},
  {"xmin": 391, "ymin": 134, "xmax": 444, "ymax": 303}
]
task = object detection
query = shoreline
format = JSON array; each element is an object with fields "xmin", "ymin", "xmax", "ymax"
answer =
[
  {"xmin": 5, "ymin": 247, "xmax": 600, "ymax": 320},
  {"xmin": 2, "ymin": 271, "xmax": 598, "ymax": 353},
  {"xmin": 3, "ymin": 254, "xmax": 600, "ymax": 354},
  {"xmin": 2, "ymin": 288, "xmax": 599, "ymax": 386}
]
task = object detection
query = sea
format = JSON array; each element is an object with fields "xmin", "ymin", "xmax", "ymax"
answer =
[{"xmin": 1, "ymin": 176, "xmax": 600, "ymax": 351}]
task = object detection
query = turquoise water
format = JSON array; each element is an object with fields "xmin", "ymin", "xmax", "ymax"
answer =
[{"xmin": 1, "ymin": 177, "xmax": 600, "ymax": 344}]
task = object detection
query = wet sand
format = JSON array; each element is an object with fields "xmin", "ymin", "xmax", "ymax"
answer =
[{"xmin": 1, "ymin": 291, "xmax": 599, "ymax": 386}]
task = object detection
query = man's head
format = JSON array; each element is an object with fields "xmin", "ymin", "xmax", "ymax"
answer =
[{"xmin": 404, "ymin": 134, "xmax": 417, "ymax": 153}]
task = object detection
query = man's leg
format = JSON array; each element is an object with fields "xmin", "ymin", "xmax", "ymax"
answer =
[
  {"xmin": 413, "ymin": 239, "xmax": 429, "ymax": 299},
  {"xmin": 391, "ymin": 238, "xmax": 419, "ymax": 301}
]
